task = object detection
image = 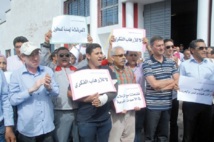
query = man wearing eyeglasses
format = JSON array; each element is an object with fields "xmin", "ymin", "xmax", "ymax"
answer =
[
  {"xmin": 108, "ymin": 46, "xmax": 140, "ymax": 142},
  {"xmin": 142, "ymin": 36, "xmax": 179, "ymax": 142},
  {"xmin": 8, "ymin": 42, "xmax": 59, "ymax": 142},
  {"xmin": 180, "ymin": 39, "xmax": 214, "ymax": 142}
]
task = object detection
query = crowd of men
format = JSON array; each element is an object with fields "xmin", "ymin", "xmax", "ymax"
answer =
[{"xmin": 0, "ymin": 30, "xmax": 214, "ymax": 142}]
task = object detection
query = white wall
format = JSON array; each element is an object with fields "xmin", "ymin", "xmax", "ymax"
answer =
[{"xmin": 0, "ymin": 0, "xmax": 65, "ymax": 55}]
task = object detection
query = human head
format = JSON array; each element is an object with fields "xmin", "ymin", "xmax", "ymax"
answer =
[
  {"xmin": 13, "ymin": 36, "xmax": 28, "ymax": 57},
  {"xmin": 50, "ymin": 49, "xmax": 58, "ymax": 64},
  {"xmin": 183, "ymin": 49, "xmax": 191, "ymax": 60},
  {"xmin": 111, "ymin": 46, "xmax": 126, "ymax": 68},
  {"xmin": 0, "ymin": 54, "xmax": 7, "ymax": 72},
  {"xmin": 206, "ymin": 47, "xmax": 214, "ymax": 58},
  {"xmin": 126, "ymin": 51, "xmax": 139, "ymax": 67},
  {"xmin": 86, "ymin": 43, "xmax": 103, "ymax": 69},
  {"xmin": 189, "ymin": 39, "xmax": 207, "ymax": 62},
  {"xmin": 70, "ymin": 46, "xmax": 79, "ymax": 65},
  {"xmin": 180, "ymin": 44, "xmax": 184, "ymax": 51},
  {"xmin": 150, "ymin": 36, "xmax": 164, "ymax": 56},
  {"xmin": 20, "ymin": 42, "xmax": 40, "ymax": 71},
  {"xmin": 210, "ymin": 50, "xmax": 214, "ymax": 59},
  {"xmin": 164, "ymin": 39, "xmax": 175, "ymax": 57},
  {"xmin": 57, "ymin": 47, "xmax": 71, "ymax": 67}
]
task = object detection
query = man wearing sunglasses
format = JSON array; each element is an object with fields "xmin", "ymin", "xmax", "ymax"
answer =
[
  {"xmin": 143, "ymin": 36, "xmax": 179, "ymax": 142},
  {"xmin": 180, "ymin": 39, "xmax": 214, "ymax": 142},
  {"xmin": 52, "ymin": 47, "xmax": 79, "ymax": 142},
  {"xmin": 9, "ymin": 42, "xmax": 59, "ymax": 142},
  {"xmin": 164, "ymin": 39, "xmax": 180, "ymax": 142}
]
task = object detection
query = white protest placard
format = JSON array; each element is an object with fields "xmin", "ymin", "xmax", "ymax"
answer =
[
  {"xmin": 177, "ymin": 76, "xmax": 214, "ymax": 105},
  {"xmin": 112, "ymin": 28, "xmax": 146, "ymax": 52},
  {"xmin": 113, "ymin": 84, "xmax": 146, "ymax": 113},
  {"xmin": 69, "ymin": 69, "xmax": 116, "ymax": 100},
  {"xmin": 51, "ymin": 15, "xmax": 88, "ymax": 44}
]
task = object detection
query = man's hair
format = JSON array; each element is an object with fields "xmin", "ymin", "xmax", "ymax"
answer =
[
  {"xmin": 189, "ymin": 39, "xmax": 204, "ymax": 49},
  {"xmin": 183, "ymin": 49, "xmax": 190, "ymax": 53},
  {"xmin": 56, "ymin": 47, "xmax": 69, "ymax": 54},
  {"xmin": 86, "ymin": 43, "xmax": 101, "ymax": 55},
  {"xmin": 13, "ymin": 36, "xmax": 28, "ymax": 46},
  {"xmin": 49, "ymin": 49, "xmax": 58, "ymax": 61},
  {"xmin": 110, "ymin": 46, "xmax": 124, "ymax": 56},
  {"xmin": 150, "ymin": 36, "xmax": 164, "ymax": 47},
  {"xmin": 164, "ymin": 39, "xmax": 174, "ymax": 44}
]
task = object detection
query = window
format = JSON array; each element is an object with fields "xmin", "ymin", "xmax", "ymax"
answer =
[
  {"xmin": 100, "ymin": 0, "xmax": 118, "ymax": 27},
  {"xmin": 5, "ymin": 49, "xmax": 11, "ymax": 57},
  {"xmin": 66, "ymin": 0, "xmax": 90, "ymax": 16}
]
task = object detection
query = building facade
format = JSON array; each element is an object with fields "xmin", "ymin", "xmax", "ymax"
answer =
[{"xmin": 0, "ymin": 0, "xmax": 213, "ymax": 56}]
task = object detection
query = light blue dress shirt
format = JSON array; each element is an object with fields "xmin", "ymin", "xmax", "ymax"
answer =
[
  {"xmin": 0, "ymin": 70, "xmax": 14, "ymax": 126},
  {"xmin": 9, "ymin": 65, "xmax": 59, "ymax": 137},
  {"xmin": 180, "ymin": 58, "xmax": 214, "ymax": 80}
]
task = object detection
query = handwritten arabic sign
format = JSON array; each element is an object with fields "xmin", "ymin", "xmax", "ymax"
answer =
[
  {"xmin": 69, "ymin": 69, "xmax": 116, "ymax": 100},
  {"xmin": 177, "ymin": 76, "xmax": 214, "ymax": 105},
  {"xmin": 112, "ymin": 28, "xmax": 146, "ymax": 52},
  {"xmin": 113, "ymin": 84, "xmax": 146, "ymax": 113},
  {"xmin": 51, "ymin": 15, "xmax": 88, "ymax": 44}
]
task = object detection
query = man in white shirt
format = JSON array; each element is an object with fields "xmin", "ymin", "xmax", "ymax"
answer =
[{"xmin": 7, "ymin": 36, "xmax": 28, "ymax": 72}]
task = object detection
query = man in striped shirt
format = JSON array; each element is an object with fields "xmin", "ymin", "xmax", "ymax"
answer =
[{"xmin": 143, "ymin": 36, "xmax": 179, "ymax": 142}]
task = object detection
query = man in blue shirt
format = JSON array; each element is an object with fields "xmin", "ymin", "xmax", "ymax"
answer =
[
  {"xmin": 180, "ymin": 39, "xmax": 214, "ymax": 142},
  {"xmin": 9, "ymin": 42, "xmax": 59, "ymax": 142},
  {"xmin": 0, "ymin": 70, "xmax": 16, "ymax": 142}
]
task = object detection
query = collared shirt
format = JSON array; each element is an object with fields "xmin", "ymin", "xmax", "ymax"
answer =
[
  {"xmin": 9, "ymin": 65, "xmax": 59, "ymax": 137},
  {"xmin": 180, "ymin": 58, "xmax": 214, "ymax": 80},
  {"xmin": 110, "ymin": 65, "xmax": 136, "ymax": 85},
  {"xmin": 53, "ymin": 66, "xmax": 78, "ymax": 110},
  {"xmin": 7, "ymin": 55, "xmax": 23, "ymax": 72},
  {"xmin": 143, "ymin": 55, "xmax": 178, "ymax": 110},
  {"xmin": 0, "ymin": 70, "xmax": 14, "ymax": 126}
]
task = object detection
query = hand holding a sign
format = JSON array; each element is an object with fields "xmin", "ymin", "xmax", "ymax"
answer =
[
  {"xmin": 81, "ymin": 92, "xmax": 99, "ymax": 103},
  {"xmin": 45, "ymin": 30, "xmax": 52, "ymax": 44},
  {"xmin": 87, "ymin": 34, "xmax": 93, "ymax": 43}
]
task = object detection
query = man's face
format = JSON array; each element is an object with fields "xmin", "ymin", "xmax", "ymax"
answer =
[
  {"xmin": 87, "ymin": 47, "xmax": 103, "ymax": 67},
  {"xmin": 57, "ymin": 49, "xmax": 71, "ymax": 67},
  {"xmin": 22, "ymin": 49, "xmax": 40, "ymax": 69},
  {"xmin": 191, "ymin": 42, "xmax": 207, "ymax": 60},
  {"xmin": 164, "ymin": 41, "xmax": 174, "ymax": 56},
  {"xmin": 184, "ymin": 50, "xmax": 191, "ymax": 60},
  {"xmin": 152, "ymin": 40, "xmax": 165, "ymax": 56},
  {"xmin": 14, "ymin": 42, "xmax": 23, "ymax": 56},
  {"xmin": 112, "ymin": 48, "xmax": 126, "ymax": 68},
  {"xmin": 70, "ymin": 54, "xmax": 76, "ymax": 65},
  {"xmin": 206, "ymin": 48, "xmax": 213, "ymax": 58},
  {"xmin": 126, "ymin": 51, "xmax": 138, "ymax": 66},
  {"xmin": 0, "ymin": 57, "xmax": 6, "ymax": 71}
]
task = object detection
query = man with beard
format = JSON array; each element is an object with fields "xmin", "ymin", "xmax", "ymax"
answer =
[{"xmin": 143, "ymin": 36, "xmax": 179, "ymax": 142}]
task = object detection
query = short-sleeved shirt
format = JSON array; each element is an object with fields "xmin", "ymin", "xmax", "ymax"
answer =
[{"xmin": 143, "ymin": 55, "xmax": 178, "ymax": 110}]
